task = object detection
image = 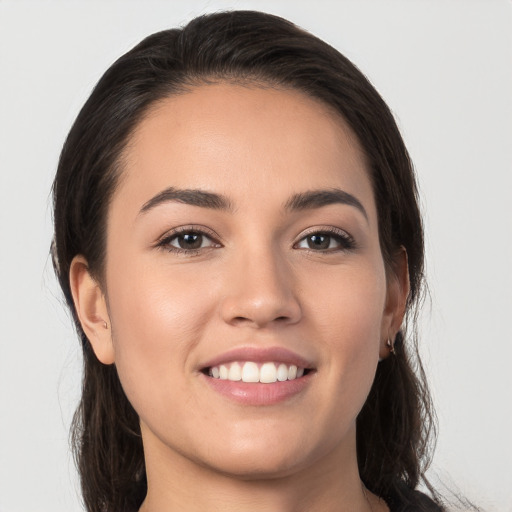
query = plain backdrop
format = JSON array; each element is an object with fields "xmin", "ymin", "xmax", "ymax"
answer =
[{"xmin": 1, "ymin": 1, "xmax": 511, "ymax": 511}]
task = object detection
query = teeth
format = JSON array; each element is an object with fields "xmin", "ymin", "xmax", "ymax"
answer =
[
  {"xmin": 228, "ymin": 362, "xmax": 242, "ymax": 381},
  {"xmin": 219, "ymin": 365, "xmax": 229, "ymax": 380},
  {"xmin": 241, "ymin": 362, "xmax": 259, "ymax": 383},
  {"xmin": 277, "ymin": 363, "xmax": 289, "ymax": 382},
  {"xmin": 209, "ymin": 361, "xmax": 307, "ymax": 383},
  {"xmin": 260, "ymin": 362, "xmax": 277, "ymax": 383}
]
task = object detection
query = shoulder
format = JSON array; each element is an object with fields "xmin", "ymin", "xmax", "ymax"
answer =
[{"xmin": 384, "ymin": 487, "xmax": 445, "ymax": 512}]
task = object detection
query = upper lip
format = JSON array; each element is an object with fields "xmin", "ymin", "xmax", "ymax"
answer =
[{"xmin": 200, "ymin": 346, "xmax": 315, "ymax": 370}]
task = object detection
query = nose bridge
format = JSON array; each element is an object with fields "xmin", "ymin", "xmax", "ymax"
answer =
[{"xmin": 220, "ymin": 241, "xmax": 301, "ymax": 328}]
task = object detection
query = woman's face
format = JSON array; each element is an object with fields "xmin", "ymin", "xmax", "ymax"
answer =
[{"xmin": 85, "ymin": 83, "xmax": 405, "ymax": 479}]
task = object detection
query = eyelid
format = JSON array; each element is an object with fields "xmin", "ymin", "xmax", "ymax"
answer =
[
  {"xmin": 153, "ymin": 224, "xmax": 355, "ymax": 254},
  {"xmin": 155, "ymin": 225, "xmax": 222, "ymax": 251},
  {"xmin": 293, "ymin": 226, "xmax": 356, "ymax": 250}
]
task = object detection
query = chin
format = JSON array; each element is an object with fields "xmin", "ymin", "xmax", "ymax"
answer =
[
  {"xmin": 194, "ymin": 432, "xmax": 328, "ymax": 481},
  {"xmin": 208, "ymin": 452, "xmax": 309, "ymax": 481}
]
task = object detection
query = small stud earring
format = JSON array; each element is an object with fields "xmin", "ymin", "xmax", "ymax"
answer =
[
  {"xmin": 103, "ymin": 321, "xmax": 108, "ymax": 330},
  {"xmin": 386, "ymin": 338, "xmax": 396, "ymax": 355}
]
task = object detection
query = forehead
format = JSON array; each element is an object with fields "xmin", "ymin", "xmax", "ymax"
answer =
[{"xmin": 116, "ymin": 83, "xmax": 375, "ymax": 217}]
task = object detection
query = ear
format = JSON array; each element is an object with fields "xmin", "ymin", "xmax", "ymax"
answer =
[
  {"xmin": 69, "ymin": 255, "xmax": 115, "ymax": 365},
  {"xmin": 379, "ymin": 247, "xmax": 410, "ymax": 359}
]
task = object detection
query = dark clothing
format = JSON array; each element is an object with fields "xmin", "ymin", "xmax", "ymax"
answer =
[{"xmin": 385, "ymin": 487, "xmax": 444, "ymax": 512}]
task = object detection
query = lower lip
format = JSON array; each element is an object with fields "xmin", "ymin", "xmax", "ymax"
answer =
[{"xmin": 202, "ymin": 373, "xmax": 313, "ymax": 406}]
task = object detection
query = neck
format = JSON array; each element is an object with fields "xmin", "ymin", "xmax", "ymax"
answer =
[{"xmin": 139, "ymin": 424, "xmax": 384, "ymax": 512}]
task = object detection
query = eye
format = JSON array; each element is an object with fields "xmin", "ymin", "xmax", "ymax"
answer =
[
  {"xmin": 295, "ymin": 229, "xmax": 355, "ymax": 252},
  {"xmin": 171, "ymin": 232, "xmax": 209, "ymax": 250},
  {"xmin": 156, "ymin": 227, "xmax": 220, "ymax": 254}
]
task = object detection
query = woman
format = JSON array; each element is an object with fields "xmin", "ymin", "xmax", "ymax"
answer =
[{"xmin": 52, "ymin": 10, "xmax": 442, "ymax": 512}]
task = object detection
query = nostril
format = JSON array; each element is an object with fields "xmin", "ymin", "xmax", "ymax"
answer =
[
  {"xmin": 231, "ymin": 315, "xmax": 294, "ymax": 327},
  {"xmin": 232, "ymin": 316, "xmax": 250, "ymax": 325}
]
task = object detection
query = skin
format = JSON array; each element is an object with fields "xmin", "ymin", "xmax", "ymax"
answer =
[{"xmin": 70, "ymin": 83, "xmax": 408, "ymax": 512}]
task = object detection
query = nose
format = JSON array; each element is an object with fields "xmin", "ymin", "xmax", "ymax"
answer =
[{"xmin": 219, "ymin": 247, "xmax": 302, "ymax": 329}]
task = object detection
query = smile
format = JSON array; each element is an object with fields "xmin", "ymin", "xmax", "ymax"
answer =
[
  {"xmin": 200, "ymin": 347, "xmax": 315, "ymax": 404},
  {"xmin": 207, "ymin": 361, "xmax": 307, "ymax": 383}
]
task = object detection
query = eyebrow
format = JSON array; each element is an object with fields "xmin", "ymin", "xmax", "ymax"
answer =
[
  {"xmin": 139, "ymin": 186, "xmax": 367, "ymax": 221},
  {"xmin": 139, "ymin": 187, "xmax": 232, "ymax": 214},
  {"xmin": 284, "ymin": 188, "xmax": 368, "ymax": 221}
]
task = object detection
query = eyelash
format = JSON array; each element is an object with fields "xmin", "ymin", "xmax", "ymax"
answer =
[
  {"xmin": 155, "ymin": 226, "xmax": 355, "ymax": 255},
  {"xmin": 155, "ymin": 226, "xmax": 221, "ymax": 256},
  {"xmin": 293, "ymin": 227, "xmax": 356, "ymax": 253}
]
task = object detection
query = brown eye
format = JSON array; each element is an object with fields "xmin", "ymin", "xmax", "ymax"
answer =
[
  {"xmin": 158, "ymin": 229, "xmax": 219, "ymax": 253},
  {"xmin": 295, "ymin": 229, "xmax": 355, "ymax": 252},
  {"xmin": 174, "ymin": 233, "xmax": 203, "ymax": 249},
  {"xmin": 306, "ymin": 234, "xmax": 331, "ymax": 250}
]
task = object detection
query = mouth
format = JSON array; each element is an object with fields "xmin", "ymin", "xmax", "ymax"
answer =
[
  {"xmin": 199, "ymin": 346, "xmax": 315, "ymax": 404},
  {"xmin": 202, "ymin": 361, "xmax": 313, "ymax": 383}
]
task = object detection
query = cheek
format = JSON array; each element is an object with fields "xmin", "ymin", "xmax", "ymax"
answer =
[
  {"xmin": 104, "ymin": 258, "xmax": 215, "ymax": 408},
  {"xmin": 301, "ymin": 260, "xmax": 386, "ymax": 404},
  {"xmin": 304, "ymin": 258, "xmax": 387, "ymax": 343}
]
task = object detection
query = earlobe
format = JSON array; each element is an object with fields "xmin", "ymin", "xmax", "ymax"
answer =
[
  {"xmin": 380, "ymin": 247, "xmax": 410, "ymax": 359},
  {"xmin": 69, "ymin": 255, "xmax": 115, "ymax": 365}
]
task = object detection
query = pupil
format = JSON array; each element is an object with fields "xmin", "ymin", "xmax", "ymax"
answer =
[
  {"xmin": 308, "ymin": 234, "xmax": 330, "ymax": 249},
  {"xmin": 179, "ymin": 233, "xmax": 202, "ymax": 249}
]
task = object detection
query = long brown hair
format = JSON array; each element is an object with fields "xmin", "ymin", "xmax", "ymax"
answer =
[{"xmin": 53, "ymin": 10, "xmax": 438, "ymax": 512}]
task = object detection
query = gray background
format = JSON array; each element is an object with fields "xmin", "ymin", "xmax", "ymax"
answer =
[{"xmin": 1, "ymin": 1, "xmax": 511, "ymax": 511}]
